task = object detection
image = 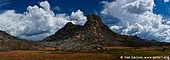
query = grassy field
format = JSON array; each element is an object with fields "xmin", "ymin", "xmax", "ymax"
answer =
[
  {"xmin": 0, "ymin": 50, "xmax": 113, "ymax": 60},
  {"xmin": 0, "ymin": 46, "xmax": 170, "ymax": 60}
]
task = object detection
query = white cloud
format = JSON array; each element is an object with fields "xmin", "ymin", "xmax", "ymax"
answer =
[
  {"xmin": 70, "ymin": 10, "xmax": 87, "ymax": 25},
  {"xmin": 52, "ymin": 6, "xmax": 61, "ymax": 12},
  {"xmin": 164, "ymin": 0, "xmax": 170, "ymax": 3},
  {"xmin": 101, "ymin": 0, "xmax": 170, "ymax": 42},
  {"xmin": 39, "ymin": 1, "xmax": 51, "ymax": 11},
  {"xmin": 0, "ymin": 1, "xmax": 87, "ymax": 40}
]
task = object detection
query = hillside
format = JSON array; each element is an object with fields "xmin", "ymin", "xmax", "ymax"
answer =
[
  {"xmin": 43, "ymin": 14, "xmax": 170, "ymax": 50},
  {"xmin": 0, "ymin": 30, "xmax": 40, "ymax": 51}
]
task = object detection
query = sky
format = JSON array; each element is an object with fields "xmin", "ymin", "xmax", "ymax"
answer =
[
  {"xmin": 0, "ymin": 0, "xmax": 170, "ymax": 42},
  {"xmin": 0, "ymin": 0, "xmax": 112, "ymax": 15}
]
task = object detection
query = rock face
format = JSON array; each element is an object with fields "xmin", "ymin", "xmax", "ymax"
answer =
[
  {"xmin": 43, "ymin": 14, "xmax": 169, "ymax": 50},
  {"xmin": 0, "ymin": 30, "xmax": 40, "ymax": 51}
]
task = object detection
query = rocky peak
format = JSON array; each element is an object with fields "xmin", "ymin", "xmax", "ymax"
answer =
[
  {"xmin": 84, "ymin": 14, "xmax": 104, "ymax": 27},
  {"xmin": 42, "ymin": 14, "xmax": 170, "ymax": 50},
  {"xmin": 87, "ymin": 14, "xmax": 101, "ymax": 21},
  {"xmin": 43, "ymin": 14, "xmax": 111, "ymax": 42}
]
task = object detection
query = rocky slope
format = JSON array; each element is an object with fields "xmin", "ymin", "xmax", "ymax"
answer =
[
  {"xmin": 43, "ymin": 14, "xmax": 170, "ymax": 50},
  {"xmin": 44, "ymin": 22, "xmax": 83, "ymax": 42},
  {"xmin": 0, "ymin": 30, "xmax": 40, "ymax": 51}
]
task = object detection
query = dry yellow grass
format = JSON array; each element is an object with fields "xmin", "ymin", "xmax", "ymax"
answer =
[
  {"xmin": 0, "ymin": 50, "xmax": 113, "ymax": 60},
  {"xmin": 105, "ymin": 46, "xmax": 133, "ymax": 49}
]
